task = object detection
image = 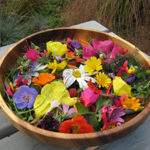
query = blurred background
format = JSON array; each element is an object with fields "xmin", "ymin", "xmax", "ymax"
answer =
[{"xmin": 0, "ymin": 0, "xmax": 150, "ymax": 54}]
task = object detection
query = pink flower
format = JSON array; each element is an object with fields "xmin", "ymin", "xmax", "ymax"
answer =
[
  {"xmin": 92, "ymin": 39, "xmax": 113, "ymax": 55},
  {"xmin": 102, "ymin": 44, "xmax": 121, "ymax": 63},
  {"xmin": 6, "ymin": 86, "xmax": 13, "ymax": 96},
  {"xmin": 40, "ymin": 50, "xmax": 47, "ymax": 57},
  {"xmin": 80, "ymin": 88, "xmax": 99, "ymax": 107},
  {"xmin": 25, "ymin": 49, "xmax": 39, "ymax": 62},
  {"xmin": 82, "ymin": 44, "xmax": 98, "ymax": 60}
]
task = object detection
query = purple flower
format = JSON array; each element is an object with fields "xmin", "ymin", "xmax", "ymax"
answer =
[
  {"xmin": 71, "ymin": 42, "xmax": 82, "ymax": 49},
  {"xmin": 82, "ymin": 44, "xmax": 98, "ymax": 59},
  {"xmin": 108, "ymin": 106, "xmax": 125, "ymax": 125},
  {"xmin": 59, "ymin": 103, "xmax": 76, "ymax": 118},
  {"xmin": 125, "ymin": 75, "xmax": 136, "ymax": 83},
  {"xmin": 13, "ymin": 85, "xmax": 38, "ymax": 110}
]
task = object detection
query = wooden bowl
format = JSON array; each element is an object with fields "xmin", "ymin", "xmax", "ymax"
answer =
[{"xmin": 0, "ymin": 27, "xmax": 150, "ymax": 148}]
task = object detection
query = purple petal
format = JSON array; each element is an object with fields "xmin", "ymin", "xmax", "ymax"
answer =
[{"xmin": 62, "ymin": 103, "xmax": 69, "ymax": 114}]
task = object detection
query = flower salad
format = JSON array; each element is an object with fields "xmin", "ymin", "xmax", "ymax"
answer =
[{"xmin": 3, "ymin": 37, "xmax": 150, "ymax": 134}]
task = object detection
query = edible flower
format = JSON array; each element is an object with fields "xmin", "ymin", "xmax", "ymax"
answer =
[
  {"xmin": 80, "ymin": 88, "xmax": 99, "ymax": 107},
  {"xmin": 59, "ymin": 103, "xmax": 77, "ymax": 118},
  {"xmin": 122, "ymin": 96, "xmax": 141, "ymax": 111},
  {"xmin": 46, "ymin": 41, "xmax": 67, "ymax": 57},
  {"xmin": 84, "ymin": 56, "xmax": 102, "ymax": 74},
  {"xmin": 113, "ymin": 76, "xmax": 132, "ymax": 96},
  {"xmin": 13, "ymin": 85, "xmax": 38, "ymax": 110},
  {"xmin": 63, "ymin": 65, "xmax": 95, "ymax": 89},
  {"xmin": 32, "ymin": 73, "xmax": 55, "ymax": 86},
  {"xmin": 25, "ymin": 49, "xmax": 39, "ymax": 62},
  {"xmin": 33, "ymin": 81, "xmax": 77, "ymax": 118},
  {"xmin": 82, "ymin": 43, "xmax": 98, "ymax": 59},
  {"xmin": 95, "ymin": 72, "xmax": 111, "ymax": 89},
  {"xmin": 59, "ymin": 115, "xmax": 94, "ymax": 133},
  {"xmin": 92, "ymin": 39, "xmax": 113, "ymax": 55},
  {"xmin": 47, "ymin": 60, "xmax": 67, "ymax": 74}
]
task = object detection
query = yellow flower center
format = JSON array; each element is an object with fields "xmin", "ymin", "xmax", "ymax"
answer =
[
  {"xmin": 70, "ymin": 124, "xmax": 80, "ymax": 133},
  {"xmin": 73, "ymin": 70, "xmax": 81, "ymax": 78}
]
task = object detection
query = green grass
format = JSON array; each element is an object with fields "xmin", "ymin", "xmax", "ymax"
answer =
[{"xmin": 0, "ymin": 0, "xmax": 67, "ymax": 46}]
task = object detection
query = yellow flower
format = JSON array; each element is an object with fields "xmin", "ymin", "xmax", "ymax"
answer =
[
  {"xmin": 113, "ymin": 76, "xmax": 132, "ymax": 96},
  {"xmin": 122, "ymin": 96, "xmax": 141, "ymax": 111},
  {"xmin": 84, "ymin": 56, "xmax": 102, "ymax": 74},
  {"xmin": 95, "ymin": 72, "xmax": 111, "ymax": 88},
  {"xmin": 127, "ymin": 66, "xmax": 136, "ymax": 74},
  {"xmin": 46, "ymin": 41, "xmax": 67, "ymax": 57},
  {"xmin": 33, "ymin": 81, "xmax": 77, "ymax": 118},
  {"xmin": 47, "ymin": 60, "xmax": 67, "ymax": 74}
]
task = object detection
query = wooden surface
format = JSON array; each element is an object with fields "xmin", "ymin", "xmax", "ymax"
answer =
[{"xmin": 0, "ymin": 21, "xmax": 150, "ymax": 149}]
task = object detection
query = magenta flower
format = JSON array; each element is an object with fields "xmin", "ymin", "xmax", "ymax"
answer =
[
  {"xmin": 108, "ymin": 106, "xmax": 125, "ymax": 124},
  {"xmin": 82, "ymin": 44, "xmax": 98, "ymax": 59},
  {"xmin": 59, "ymin": 103, "xmax": 76, "ymax": 118},
  {"xmin": 25, "ymin": 49, "xmax": 39, "ymax": 62},
  {"xmin": 102, "ymin": 44, "xmax": 121, "ymax": 63},
  {"xmin": 13, "ymin": 85, "xmax": 38, "ymax": 110},
  {"xmin": 92, "ymin": 39, "xmax": 113, "ymax": 54},
  {"xmin": 81, "ymin": 88, "xmax": 99, "ymax": 107},
  {"xmin": 6, "ymin": 86, "xmax": 13, "ymax": 96}
]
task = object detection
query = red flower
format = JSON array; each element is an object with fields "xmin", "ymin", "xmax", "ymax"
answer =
[
  {"xmin": 88, "ymin": 79, "xmax": 102, "ymax": 94},
  {"xmin": 59, "ymin": 115, "xmax": 94, "ymax": 133},
  {"xmin": 69, "ymin": 88, "xmax": 78, "ymax": 97},
  {"xmin": 25, "ymin": 49, "xmax": 39, "ymax": 62}
]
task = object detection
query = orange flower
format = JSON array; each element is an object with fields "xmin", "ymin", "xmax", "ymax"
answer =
[
  {"xmin": 79, "ymin": 39, "xmax": 88, "ymax": 46},
  {"xmin": 59, "ymin": 115, "xmax": 94, "ymax": 133},
  {"xmin": 32, "ymin": 73, "xmax": 55, "ymax": 86}
]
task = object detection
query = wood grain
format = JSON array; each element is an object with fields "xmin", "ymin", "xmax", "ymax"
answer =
[{"xmin": 0, "ymin": 27, "xmax": 150, "ymax": 148}]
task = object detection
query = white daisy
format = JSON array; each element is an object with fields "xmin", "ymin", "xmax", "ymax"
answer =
[{"xmin": 63, "ymin": 65, "xmax": 95, "ymax": 90}]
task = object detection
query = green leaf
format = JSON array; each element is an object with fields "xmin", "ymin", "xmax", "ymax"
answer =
[
  {"xmin": 96, "ymin": 96, "xmax": 112, "ymax": 112},
  {"xmin": 87, "ymin": 113, "xmax": 99, "ymax": 130},
  {"xmin": 76, "ymin": 102, "xmax": 89, "ymax": 113}
]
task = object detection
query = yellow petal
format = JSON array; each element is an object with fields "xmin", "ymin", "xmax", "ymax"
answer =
[
  {"xmin": 34, "ymin": 95, "xmax": 51, "ymax": 118},
  {"xmin": 113, "ymin": 76, "xmax": 132, "ymax": 96},
  {"xmin": 60, "ymin": 96, "xmax": 77, "ymax": 106}
]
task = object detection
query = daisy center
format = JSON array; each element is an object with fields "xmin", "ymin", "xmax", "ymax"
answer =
[
  {"xmin": 73, "ymin": 70, "xmax": 81, "ymax": 78},
  {"xmin": 70, "ymin": 124, "xmax": 80, "ymax": 133}
]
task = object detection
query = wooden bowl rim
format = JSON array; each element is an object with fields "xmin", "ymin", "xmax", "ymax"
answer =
[{"xmin": 0, "ymin": 27, "xmax": 150, "ymax": 140}]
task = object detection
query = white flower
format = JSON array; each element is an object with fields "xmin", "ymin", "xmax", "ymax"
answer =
[{"xmin": 63, "ymin": 65, "xmax": 95, "ymax": 90}]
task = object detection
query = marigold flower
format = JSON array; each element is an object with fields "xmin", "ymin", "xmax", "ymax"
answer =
[
  {"xmin": 59, "ymin": 115, "xmax": 94, "ymax": 133},
  {"xmin": 84, "ymin": 56, "xmax": 102, "ymax": 74},
  {"xmin": 79, "ymin": 39, "xmax": 88, "ymax": 46},
  {"xmin": 95, "ymin": 72, "xmax": 111, "ymax": 88},
  {"xmin": 122, "ymin": 96, "xmax": 141, "ymax": 111},
  {"xmin": 32, "ymin": 73, "xmax": 55, "ymax": 86}
]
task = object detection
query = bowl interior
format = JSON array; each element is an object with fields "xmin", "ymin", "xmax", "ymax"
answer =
[{"xmin": 0, "ymin": 27, "xmax": 150, "ymax": 148}]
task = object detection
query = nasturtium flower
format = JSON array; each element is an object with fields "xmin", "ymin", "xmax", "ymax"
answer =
[
  {"xmin": 113, "ymin": 76, "xmax": 131, "ymax": 96},
  {"xmin": 63, "ymin": 65, "xmax": 95, "ymax": 90},
  {"xmin": 59, "ymin": 115, "xmax": 94, "ymax": 133},
  {"xmin": 32, "ymin": 73, "xmax": 55, "ymax": 86},
  {"xmin": 122, "ymin": 96, "xmax": 141, "ymax": 111},
  {"xmin": 47, "ymin": 60, "xmax": 67, "ymax": 74},
  {"xmin": 46, "ymin": 41, "xmax": 67, "ymax": 57},
  {"xmin": 33, "ymin": 81, "xmax": 77, "ymax": 118},
  {"xmin": 13, "ymin": 85, "xmax": 38, "ymax": 110},
  {"xmin": 95, "ymin": 72, "xmax": 111, "ymax": 88},
  {"xmin": 84, "ymin": 56, "xmax": 102, "ymax": 74}
]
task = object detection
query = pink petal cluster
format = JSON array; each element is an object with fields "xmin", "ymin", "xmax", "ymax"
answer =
[
  {"xmin": 102, "ymin": 44, "xmax": 121, "ymax": 63},
  {"xmin": 82, "ymin": 44, "xmax": 98, "ymax": 60},
  {"xmin": 92, "ymin": 39, "xmax": 113, "ymax": 54},
  {"xmin": 25, "ymin": 49, "xmax": 39, "ymax": 62},
  {"xmin": 81, "ymin": 88, "xmax": 99, "ymax": 107}
]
